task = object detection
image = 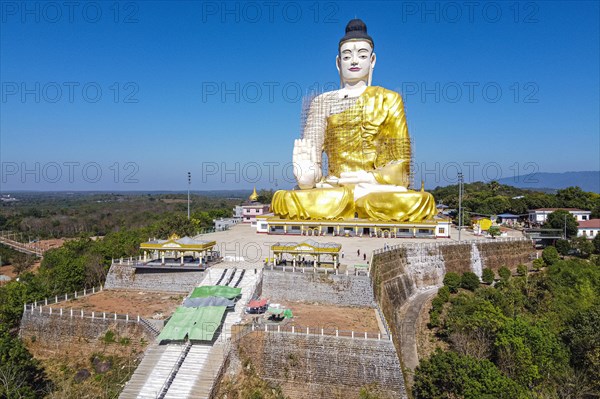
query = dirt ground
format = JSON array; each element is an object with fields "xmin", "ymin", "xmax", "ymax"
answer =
[
  {"xmin": 47, "ymin": 290, "xmax": 184, "ymax": 319},
  {"xmin": 243, "ymin": 301, "xmax": 380, "ymax": 333}
]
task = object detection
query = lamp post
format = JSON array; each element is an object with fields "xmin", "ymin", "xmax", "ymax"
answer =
[
  {"xmin": 458, "ymin": 172, "xmax": 464, "ymax": 243},
  {"xmin": 187, "ymin": 172, "xmax": 191, "ymax": 220}
]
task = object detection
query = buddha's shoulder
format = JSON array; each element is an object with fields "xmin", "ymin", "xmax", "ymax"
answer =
[{"xmin": 367, "ymin": 86, "xmax": 403, "ymax": 101}]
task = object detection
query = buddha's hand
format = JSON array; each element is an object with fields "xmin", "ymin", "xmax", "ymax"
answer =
[
  {"xmin": 337, "ymin": 170, "xmax": 378, "ymax": 185},
  {"xmin": 293, "ymin": 138, "xmax": 322, "ymax": 189}
]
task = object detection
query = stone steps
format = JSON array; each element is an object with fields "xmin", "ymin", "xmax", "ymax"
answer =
[{"xmin": 119, "ymin": 344, "xmax": 186, "ymax": 399}]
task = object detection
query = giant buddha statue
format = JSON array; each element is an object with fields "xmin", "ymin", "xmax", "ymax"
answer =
[{"xmin": 271, "ymin": 19, "xmax": 436, "ymax": 222}]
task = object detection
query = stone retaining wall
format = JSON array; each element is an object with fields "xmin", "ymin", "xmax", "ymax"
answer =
[
  {"xmin": 238, "ymin": 331, "xmax": 406, "ymax": 399},
  {"xmin": 370, "ymin": 239, "xmax": 536, "ymax": 380},
  {"xmin": 20, "ymin": 310, "xmax": 153, "ymax": 345},
  {"xmin": 261, "ymin": 269, "xmax": 375, "ymax": 307},
  {"xmin": 104, "ymin": 262, "xmax": 205, "ymax": 293}
]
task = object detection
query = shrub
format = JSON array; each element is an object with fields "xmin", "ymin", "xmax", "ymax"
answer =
[
  {"xmin": 102, "ymin": 330, "xmax": 116, "ymax": 343},
  {"xmin": 542, "ymin": 246, "xmax": 560, "ymax": 265},
  {"xmin": 482, "ymin": 268, "xmax": 495, "ymax": 284},
  {"xmin": 498, "ymin": 266, "xmax": 511, "ymax": 280},
  {"xmin": 460, "ymin": 272, "xmax": 481, "ymax": 291},
  {"xmin": 532, "ymin": 258, "xmax": 545, "ymax": 271},
  {"xmin": 437, "ymin": 286, "xmax": 450, "ymax": 302},
  {"xmin": 516, "ymin": 264, "xmax": 528, "ymax": 276},
  {"xmin": 443, "ymin": 272, "xmax": 461, "ymax": 293}
]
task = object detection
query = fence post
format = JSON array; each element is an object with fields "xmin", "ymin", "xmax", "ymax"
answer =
[
  {"xmin": 45, "ymin": 298, "xmax": 48, "ymax": 305},
  {"xmin": 49, "ymin": 307, "xmax": 52, "ymax": 315},
  {"xmin": 55, "ymin": 295, "xmax": 58, "ymax": 303},
  {"xmin": 100, "ymin": 285, "xmax": 103, "ymax": 291},
  {"xmin": 75, "ymin": 291, "xmax": 77, "ymax": 299},
  {"xmin": 92, "ymin": 312, "xmax": 94, "ymax": 320},
  {"xmin": 93, "ymin": 287, "xmax": 95, "ymax": 294},
  {"xmin": 336, "ymin": 329, "xmax": 339, "ymax": 337},
  {"xmin": 264, "ymin": 325, "xmax": 268, "ymax": 332},
  {"xmin": 80, "ymin": 310, "xmax": 83, "ymax": 318},
  {"xmin": 84, "ymin": 288, "xmax": 86, "ymax": 296},
  {"xmin": 291, "ymin": 326, "xmax": 295, "ymax": 334},
  {"xmin": 306, "ymin": 327, "xmax": 309, "ymax": 335},
  {"xmin": 114, "ymin": 313, "xmax": 117, "ymax": 321},
  {"xmin": 126, "ymin": 314, "xmax": 129, "ymax": 323},
  {"xmin": 39, "ymin": 306, "xmax": 42, "ymax": 314},
  {"xmin": 65, "ymin": 293, "xmax": 67, "ymax": 301},
  {"xmin": 378, "ymin": 333, "xmax": 381, "ymax": 340},
  {"xmin": 103, "ymin": 312, "xmax": 106, "ymax": 320},
  {"xmin": 23, "ymin": 303, "xmax": 26, "ymax": 312},
  {"xmin": 277, "ymin": 325, "xmax": 280, "ymax": 333},
  {"xmin": 70, "ymin": 309, "xmax": 73, "ymax": 318},
  {"xmin": 321, "ymin": 328, "xmax": 323, "ymax": 336},
  {"xmin": 352, "ymin": 331, "xmax": 354, "ymax": 339},
  {"xmin": 364, "ymin": 332, "xmax": 367, "ymax": 339},
  {"xmin": 137, "ymin": 315, "xmax": 140, "ymax": 322}
]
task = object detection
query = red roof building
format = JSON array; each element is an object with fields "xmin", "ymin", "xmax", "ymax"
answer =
[{"xmin": 577, "ymin": 219, "xmax": 600, "ymax": 239}]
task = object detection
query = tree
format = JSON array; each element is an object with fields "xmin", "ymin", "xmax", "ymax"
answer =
[
  {"xmin": 461, "ymin": 272, "xmax": 480, "ymax": 291},
  {"xmin": 516, "ymin": 264, "xmax": 527, "ymax": 276},
  {"xmin": 443, "ymin": 272, "xmax": 461, "ymax": 293},
  {"xmin": 498, "ymin": 266, "xmax": 511, "ymax": 281},
  {"xmin": 554, "ymin": 239, "xmax": 571, "ymax": 256},
  {"xmin": 482, "ymin": 268, "xmax": 495, "ymax": 284},
  {"xmin": 542, "ymin": 246, "xmax": 560, "ymax": 265},
  {"xmin": 562, "ymin": 307, "xmax": 600, "ymax": 393},
  {"xmin": 544, "ymin": 210, "xmax": 578, "ymax": 238},
  {"xmin": 412, "ymin": 349, "xmax": 529, "ymax": 399},
  {"xmin": 10, "ymin": 253, "xmax": 35, "ymax": 275},
  {"xmin": 593, "ymin": 234, "xmax": 600, "ymax": 254},
  {"xmin": 571, "ymin": 236, "xmax": 594, "ymax": 258},
  {"xmin": 487, "ymin": 226, "xmax": 501, "ymax": 239},
  {"xmin": 555, "ymin": 186, "xmax": 593, "ymax": 210},
  {"xmin": 0, "ymin": 325, "xmax": 50, "ymax": 398}
]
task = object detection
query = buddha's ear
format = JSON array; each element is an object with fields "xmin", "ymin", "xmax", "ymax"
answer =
[
  {"xmin": 368, "ymin": 52, "xmax": 377, "ymax": 86},
  {"xmin": 336, "ymin": 55, "xmax": 341, "ymax": 74}
]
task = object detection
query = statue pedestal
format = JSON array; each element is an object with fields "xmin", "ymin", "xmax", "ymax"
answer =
[{"xmin": 255, "ymin": 216, "xmax": 451, "ymax": 239}]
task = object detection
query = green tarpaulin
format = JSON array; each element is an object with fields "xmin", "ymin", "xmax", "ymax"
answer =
[
  {"xmin": 190, "ymin": 286, "xmax": 242, "ymax": 299},
  {"xmin": 158, "ymin": 306, "xmax": 227, "ymax": 342},
  {"xmin": 267, "ymin": 307, "xmax": 293, "ymax": 318}
]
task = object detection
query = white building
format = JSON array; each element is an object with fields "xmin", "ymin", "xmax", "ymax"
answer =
[
  {"xmin": 528, "ymin": 208, "xmax": 592, "ymax": 224},
  {"xmin": 577, "ymin": 219, "xmax": 600, "ymax": 239},
  {"xmin": 213, "ymin": 218, "xmax": 240, "ymax": 231}
]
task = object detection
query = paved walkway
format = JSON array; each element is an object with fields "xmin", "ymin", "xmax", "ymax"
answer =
[
  {"xmin": 196, "ymin": 224, "xmax": 519, "ymax": 270},
  {"xmin": 398, "ymin": 287, "xmax": 438, "ymax": 372}
]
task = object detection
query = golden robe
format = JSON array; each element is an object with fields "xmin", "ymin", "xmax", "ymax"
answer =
[{"xmin": 272, "ymin": 86, "xmax": 436, "ymax": 222}]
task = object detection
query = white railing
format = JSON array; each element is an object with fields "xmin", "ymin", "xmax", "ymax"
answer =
[
  {"xmin": 25, "ymin": 285, "xmax": 104, "ymax": 309},
  {"xmin": 24, "ymin": 303, "xmax": 142, "ymax": 324},
  {"xmin": 268, "ymin": 264, "xmax": 368, "ymax": 276},
  {"xmin": 238, "ymin": 323, "xmax": 389, "ymax": 342}
]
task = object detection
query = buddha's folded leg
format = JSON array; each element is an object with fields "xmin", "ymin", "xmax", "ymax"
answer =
[
  {"xmin": 356, "ymin": 191, "xmax": 437, "ymax": 222},
  {"xmin": 272, "ymin": 187, "xmax": 355, "ymax": 220}
]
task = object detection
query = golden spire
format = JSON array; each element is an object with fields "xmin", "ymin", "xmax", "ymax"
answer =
[{"xmin": 249, "ymin": 187, "xmax": 259, "ymax": 202}]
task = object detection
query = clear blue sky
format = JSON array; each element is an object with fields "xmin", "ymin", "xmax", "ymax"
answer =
[{"xmin": 1, "ymin": 1, "xmax": 598, "ymax": 191}]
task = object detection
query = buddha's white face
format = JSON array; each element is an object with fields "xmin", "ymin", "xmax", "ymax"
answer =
[{"xmin": 337, "ymin": 40, "xmax": 375, "ymax": 86}]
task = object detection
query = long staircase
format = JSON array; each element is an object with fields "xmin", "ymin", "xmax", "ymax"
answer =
[{"xmin": 119, "ymin": 267, "xmax": 260, "ymax": 399}]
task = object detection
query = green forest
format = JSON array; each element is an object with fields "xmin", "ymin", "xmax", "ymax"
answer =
[{"xmin": 414, "ymin": 252, "xmax": 600, "ymax": 399}]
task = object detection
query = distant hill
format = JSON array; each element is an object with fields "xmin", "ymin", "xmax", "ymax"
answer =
[{"xmin": 497, "ymin": 171, "xmax": 599, "ymax": 193}]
